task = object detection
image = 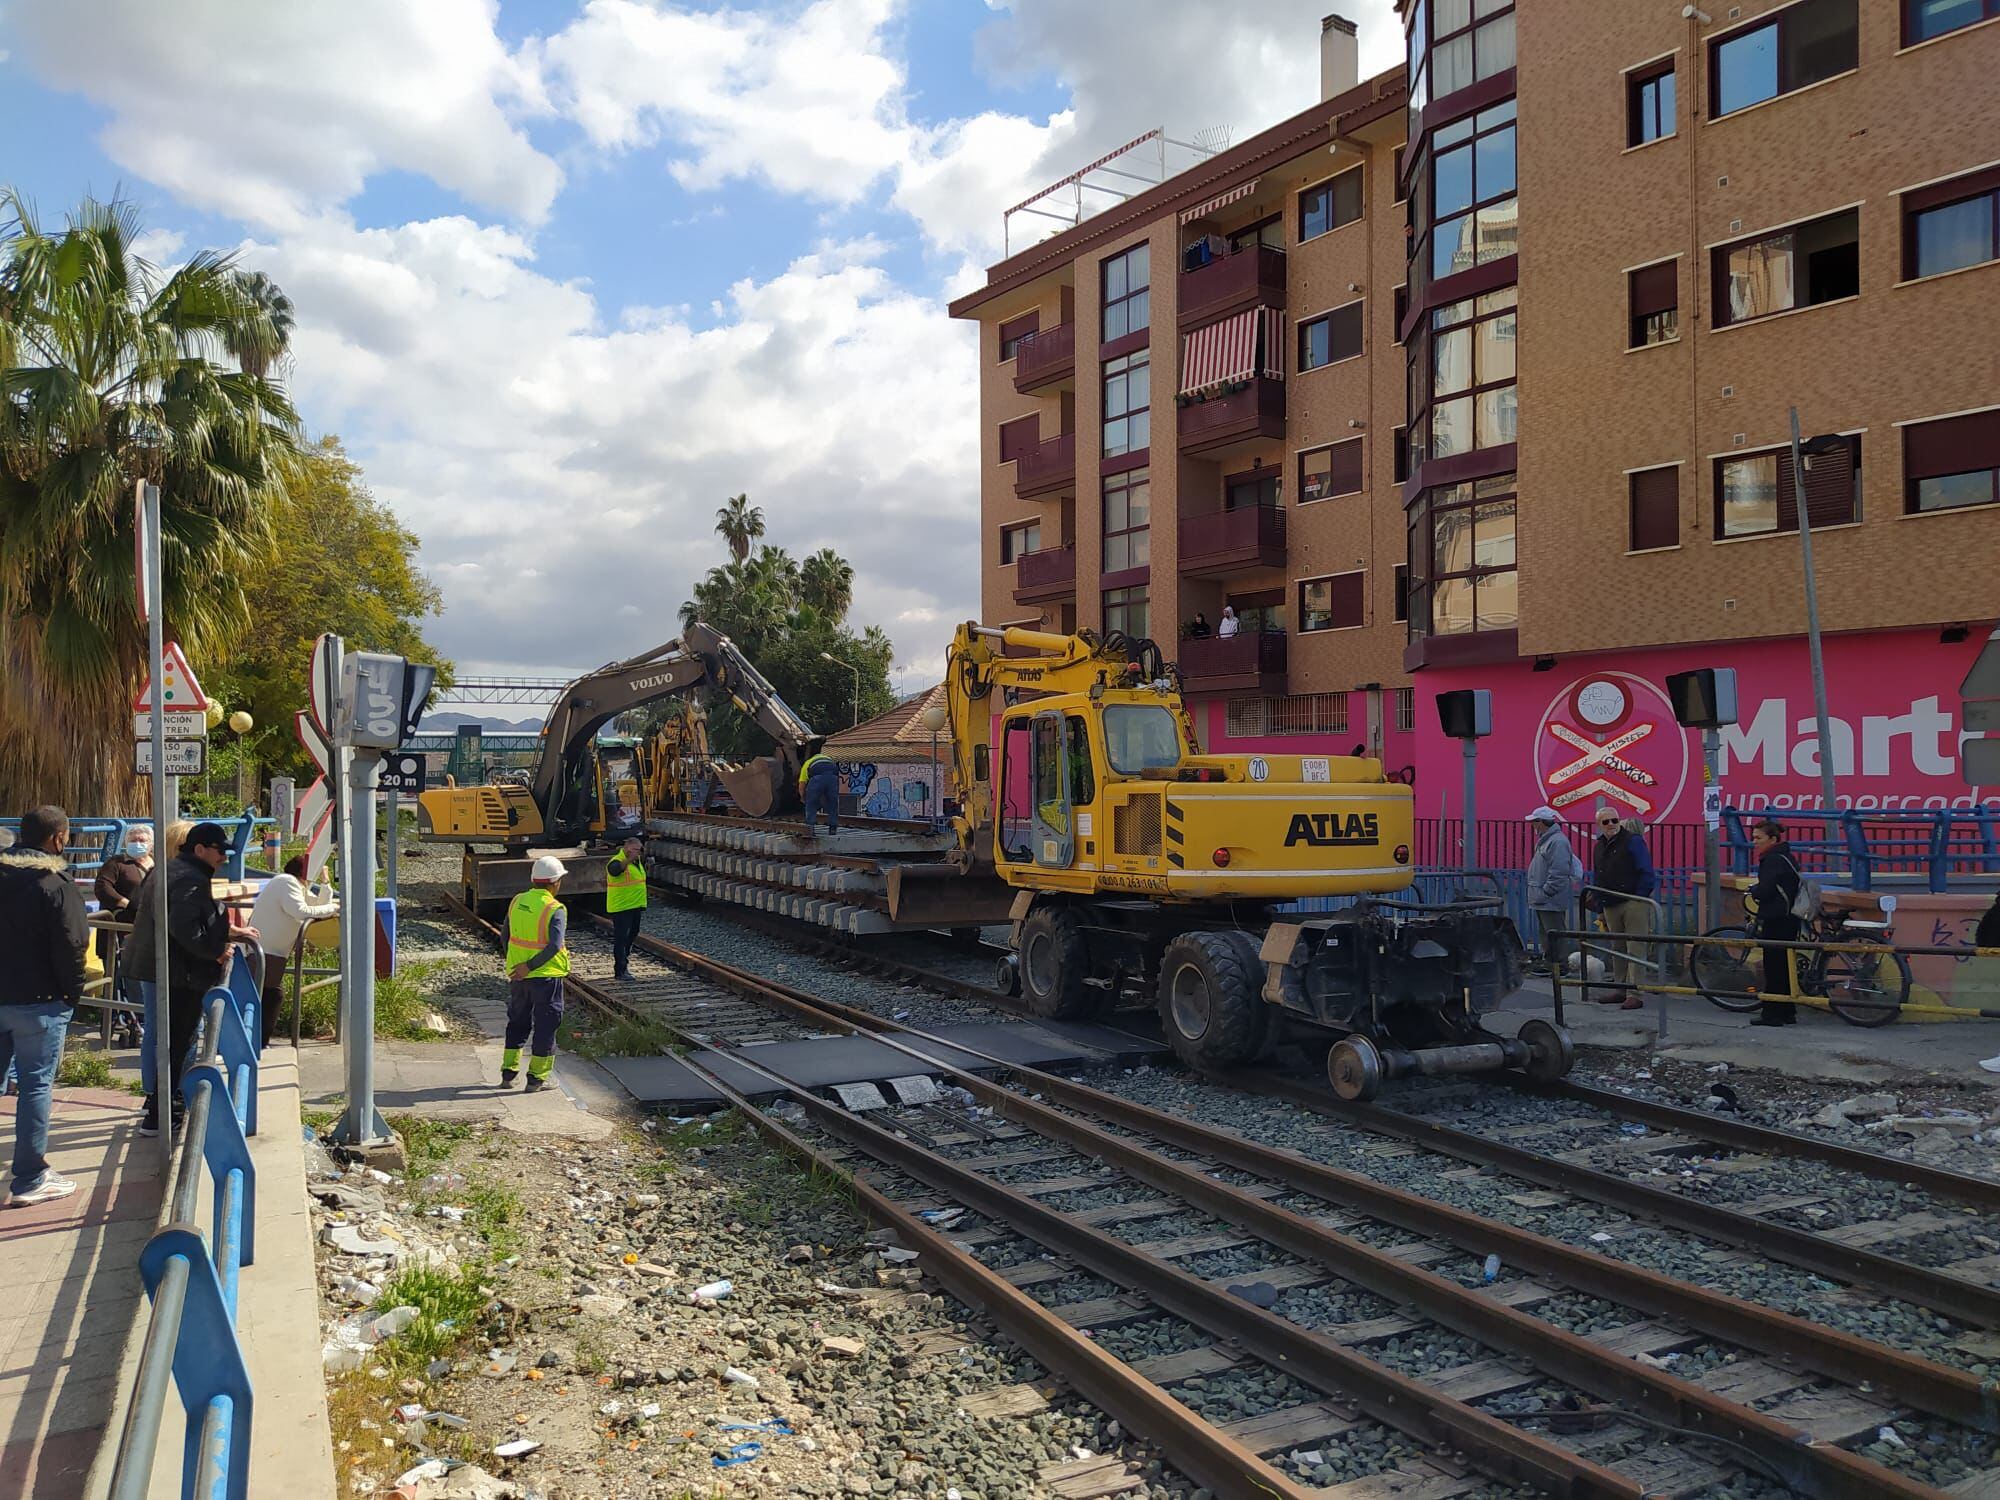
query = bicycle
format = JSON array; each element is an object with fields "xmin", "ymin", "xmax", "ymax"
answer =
[{"xmin": 1690, "ymin": 905, "xmax": 1913, "ymax": 1026}]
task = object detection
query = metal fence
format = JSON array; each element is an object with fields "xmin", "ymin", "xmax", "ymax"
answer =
[
  {"xmin": 0, "ymin": 816, "xmax": 137, "ymax": 876},
  {"xmin": 107, "ymin": 948, "xmax": 265, "ymax": 1500},
  {"xmin": 1719, "ymin": 807, "xmax": 2000, "ymax": 891}
]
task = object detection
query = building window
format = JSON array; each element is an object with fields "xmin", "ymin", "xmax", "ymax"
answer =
[
  {"xmin": 1393, "ymin": 426, "xmax": 1411, "ymax": 483},
  {"xmin": 1300, "ymin": 439, "xmax": 1365, "ymax": 502},
  {"xmin": 1102, "ymin": 351, "xmax": 1150, "ymax": 458},
  {"xmin": 1393, "ymin": 686, "xmax": 1416, "ymax": 732},
  {"xmin": 1227, "ymin": 216, "xmax": 1285, "ymax": 253},
  {"xmin": 1000, "ymin": 521, "xmax": 1043, "ymax": 563},
  {"xmin": 1103, "ymin": 585, "xmax": 1148, "ymax": 639},
  {"xmin": 1903, "ymin": 166, "xmax": 2000, "ymax": 280},
  {"xmin": 1227, "ymin": 692, "xmax": 1348, "ymax": 737},
  {"xmin": 1430, "ymin": 98, "xmax": 1517, "ymax": 281},
  {"xmin": 1227, "ymin": 589, "xmax": 1287, "ymax": 634},
  {"xmin": 1905, "ymin": 0, "xmax": 2000, "ymax": 44},
  {"xmin": 1406, "ymin": 471, "xmax": 1518, "ymax": 638},
  {"xmin": 1300, "ymin": 572, "xmax": 1365, "ymax": 633},
  {"xmin": 1102, "ymin": 468, "xmax": 1150, "ymax": 571},
  {"xmin": 998, "ymin": 414, "xmax": 1040, "ymax": 462},
  {"xmin": 1426, "ymin": 0, "xmax": 1516, "ymax": 105},
  {"xmin": 1394, "ymin": 283, "xmax": 1409, "ymax": 333},
  {"xmin": 1710, "ymin": 0, "xmax": 1858, "ymax": 118},
  {"xmin": 1904, "ymin": 408, "xmax": 2000, "ymax": 513},
  {"xmin": 1224, "ymin": 470, "xmax": 1281, "ymax": 510},
  {"xmin": 1712, "ymin": 209, "xmax": 1859, "ymax": 327},
  {"xmin": 1627, "ymin": 259, "xmax": 1679, "ymax": 347},
  {"xmin": 1423, "ymin": 285, "xmax": 1516, "ymax": 462},
  {"xmin": 1628, "ymin": 466, "xmax": 1680, "ymax": 550},
  {"xmin": 1101, "ymin": 243, "xmax": 1150, "ymax": 341},
  {"xmin": 1627, "ymin": 60, "xmax": 1676, "ymax": 146},
  {"xmin": 1393, "ymin": 564, "xmax": 1410, "ymax": 622},
  {"xmin": 998, "ymin": 313, "xmax": 1038, "ymax": 362},
  {"xmin": 1299, "ymin": 301, "xmax": 1364, "ymax": 372},
  {"xmin": 1300, "ymin": 169, "xmax": 1364, "ymax": 241},
  {"xmin": 1714, "ymin": 436, "xmax": 1861, "ymax": 538}
]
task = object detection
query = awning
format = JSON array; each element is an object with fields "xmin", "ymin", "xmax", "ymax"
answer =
[
  {"xmin": 1179, "ymin": 178, "xmax": 1260, "ymax": 225},
  {"xmin": 1179, "ymin": 307, "xmax": 1286, "ymax": 395}
]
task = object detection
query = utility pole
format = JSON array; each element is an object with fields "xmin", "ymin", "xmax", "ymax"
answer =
[
  {"xmin": 142, "ymin": 481, "xmax": 172, "ymax": 1173},
  {"xmin": 1788, "ymin": 408, "xmax": 1841, "ymax": 819}
]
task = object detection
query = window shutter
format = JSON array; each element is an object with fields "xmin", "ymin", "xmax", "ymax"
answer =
[
  {"xmin": 1777, "ymin": 436, "xmax": 1860, "ymax": 529},
  {"xmin": 998, "ymin": 415, "xmax": 1040, "ymax": 462},
  {"xmin": 1628, "ymin": 467, "xmax": 1679, "ymax": 550},
  {"xmin": 1330, "ymin": 572, "xmax": 1365, "ymax": 629},
  {"xmin": 1331, "ymin": 302, "xmax": 1365, "ymax": 362},
  {"xmin": 1902, "ymin": 163, "xmax": 2000, "ymax": 216},
  {"xmin": 1328, "ymin": 439, "xmax": 1365, "ymax": 497},
  {"xmin": 1232, "ymin": 588, "xmax": 1286, "ymax": 609},
  {"xmin": 1628, "ymin": 261, "xmax": 1678, "ymax": 319},
  {"xmin": 1905, "ymin": 410, "xmax": 2000, "ymax": 480},
  {"xmin": 999, "ymin": 313, "xmax": 1039, "ymax": 346}
]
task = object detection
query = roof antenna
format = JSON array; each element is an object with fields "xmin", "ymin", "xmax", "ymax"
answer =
[{"xmin": 1190, "ymin": 126, "xmax": 1231, "ymax": 157}]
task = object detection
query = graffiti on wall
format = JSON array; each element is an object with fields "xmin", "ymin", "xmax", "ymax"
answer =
[{"xmin": 841, "ymin": 763, "xmax": 938, "ymax": 820}]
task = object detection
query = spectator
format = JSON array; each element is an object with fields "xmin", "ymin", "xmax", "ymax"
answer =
[
  {"xmin": 1523, "ymin": 807, "xmax": 1582, "ymax": 978},
  {"xmin": 247, "ymin": 855, "xmax": 339, "ymax": 1046},
  {"xmin": 94, "ymin": 825, "xmax": 152, "ymax": 978},
  {"xmin": 1186, "ymin": 612, "xmax": 1211, "ymax": 639},
  {"xmin": 124, "ymin": 820, "xmax": 191, "ymax": 1100},
  {"xmin": 1746, "ymin": 817, "xmax": 1804, "ymax": 1028},
  {"xmin": 1216, "ymin": 605, "xmax": 1240, "ymax": 639},
  {"xmin": 143, "ymin": 822, "xmax": 257, "ymax": 1137},
  {"xmin": 1587, "ymin": 809, "xmax": 1655, "ymax": 1009},
  {"xmin": 0, "ymin": 806, "xmax": 89, "ymax": 1206}
]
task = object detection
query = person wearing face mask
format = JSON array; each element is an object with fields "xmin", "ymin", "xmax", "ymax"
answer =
[{"xmin": 94, "ymin": 826, "xmax": 153, "ymax": 988}]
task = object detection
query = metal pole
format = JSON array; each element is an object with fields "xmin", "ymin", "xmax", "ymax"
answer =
[
  {"xmin": 1788, "ymin": 407, "xmax": 1840, "ymax": 822},
  {"xmin": 930, "ymin": 729, "xmax": 940, "ymax": 825},
  {"xmin": 1461, "ymin": 738, "xmax": 1478, "ymax": 871},
  {"xmin": 384, "ymin": 786, "xmax": 399, "ymax": 901},
  {"xmin": 335, "ymin": 751, "xmax": 386, "ymax": 1146},
  {"xmin": 145, "ymin": 482, "xmax": 172, "ymax": 1173},
  {"xmin": 1703, "ymin": 727, "xmax": 1723, "ymax": 931}
]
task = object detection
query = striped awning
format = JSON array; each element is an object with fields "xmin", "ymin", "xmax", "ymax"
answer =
[
  {"xmin": 1179, "ymin": 307, "xmax": 1286, "ymax": 395},
  {"xmin": 1178, "ymin": 178, "xmax": 1260, "ymax": 225}
]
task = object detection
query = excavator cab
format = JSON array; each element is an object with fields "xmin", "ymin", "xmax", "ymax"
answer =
[{"xmin": 595, "ymin": 740, "xmax": 645, "ymax": 837}]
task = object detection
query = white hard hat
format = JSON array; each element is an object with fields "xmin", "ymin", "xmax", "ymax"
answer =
[{"xmin": 531, "ymin": 855, "xmax": 567, "ymax": 882}]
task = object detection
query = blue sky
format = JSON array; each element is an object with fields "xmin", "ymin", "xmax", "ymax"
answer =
[{"xmin": 0, "ymin": 0, "xmax": 1400, "ymax": 680}]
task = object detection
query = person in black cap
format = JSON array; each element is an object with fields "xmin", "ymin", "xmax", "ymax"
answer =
[{"xmin": 144, "ymin": 822, "xmax": 257, "ymax": 1136}]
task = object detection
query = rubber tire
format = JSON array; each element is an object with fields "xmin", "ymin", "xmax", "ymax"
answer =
[
  {"xmin": 1824, "ymin": 938, "xmax": 1913, "ymax": 1028},
  {"xmin": 1327, "ymin": 1036, "xmax": 1383, "ymax": 1101},
  {"xmin": 1518, "ymin": 1018, "xmax": 1575, "ymax": 1081},
  {"xmin": 1157, "ymin": 930, "xmax": 1263, "ymax": 1071},
  {"xmin": 1017, "ymin": 904, "xmax": 1095, "ymax": 1019},
  {"xmin": 1689, "ymin": 925, "xmax": 1762, "ymax": 1012}
]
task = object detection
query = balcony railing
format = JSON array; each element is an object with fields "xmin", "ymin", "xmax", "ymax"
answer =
[
  {"xmin": 1013, "ymin": 322, "xmax": 1075, "ymax": 393},
  {"xmin": 1015, "ymin": 430, "xmax": 1076, "ymax": 497},
  {"xmin": 1178, "ymin": 244, "xmax": 1287, "ymax": 328},
  {"xmin": 1178, "ymin": 503, "xmax": 1285, "ymax": 576},
  {"xmin": 1012, "ymin": 544, "xmax": 1076, "ymax": 603},
  {"xmin": 1177, "ymin": 377, "xmax": 1285, "ymax": 456},
  {"xmin": 1178, "ymin": 630, "xmax": 1288, "ymax": 693}
]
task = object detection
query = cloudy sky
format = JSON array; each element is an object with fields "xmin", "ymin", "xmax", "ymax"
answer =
[{"xmin": 1, "ymin": 0, "xmax": 1399, "ymax": 684}]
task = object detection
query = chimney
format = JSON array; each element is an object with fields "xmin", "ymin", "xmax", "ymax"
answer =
[{"xmin": 1321, "ymin": 13, "xmax": 1359, "ymax": 100}]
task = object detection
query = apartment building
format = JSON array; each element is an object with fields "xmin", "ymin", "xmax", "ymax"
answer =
[{"xmin": 951, "ymin": 1, "xmax": 2000, "ymax": 823}]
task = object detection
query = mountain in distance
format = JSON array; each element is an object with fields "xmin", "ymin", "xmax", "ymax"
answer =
[{"xmin": 420, "ymin": 710, "xmax": 545, "ymax": 734}]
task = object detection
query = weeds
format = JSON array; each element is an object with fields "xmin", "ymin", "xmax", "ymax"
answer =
[
  {"xmin": 296, "ymin": 953, "xmax": 452, "ymax": 1041},
  {"xmin": 561, "ymin": 1012, "xmax": 677, "ymax": 1060},
  {"xmin": 369, "ymin": 1262, "xmax": 493, "ymax": 1377},
  {"xmin": 54, "ymin": 1044, "xmax": 116, "ymax": 1090},
  {"xmin": 389, "ymin": 1114, "xmax": 472, "ymax": 1173}
]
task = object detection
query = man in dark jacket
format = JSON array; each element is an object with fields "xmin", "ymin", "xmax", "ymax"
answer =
[
  {"xmin": 0, "ymin": 806, "xmax": 89, "ymax": 1206},
  {"xmin": 1747, "ymin": 817, "xmax": 1804, "ymax": 1027},
  {"xmin": 143, "ymin": 822, "xmax": 256, "ymax": 1136},
  {"xmin": 1588, "ymin": 810, "xmax": 1656, "ymax": 1005}
]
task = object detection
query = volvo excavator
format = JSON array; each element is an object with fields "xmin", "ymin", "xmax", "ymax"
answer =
[
  {"xmin": 417, "ymin": 625, "xmax": 818, "ymax": 914},
  {"xmin": 890, "ymin": 622, "xmax": 1571, "ymax": 1100}
]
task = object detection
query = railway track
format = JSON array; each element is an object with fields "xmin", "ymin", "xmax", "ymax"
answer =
[{"xmin": 438, "ymin": 890, "xmax": 2000, "ymax": 1498}]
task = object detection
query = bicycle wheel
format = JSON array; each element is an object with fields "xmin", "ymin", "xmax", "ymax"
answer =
[
  {"xmin": 1824, "ymin": 937, "xmax": 1912, "ymax": 1028},
  {"xmin": 1690, "ymin": 925, "xmax": 1763, "ymax": 1012}
]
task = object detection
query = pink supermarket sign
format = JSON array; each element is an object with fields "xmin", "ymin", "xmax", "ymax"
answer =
[{"xmin": 1415, "ymin": 627, "xmax": 1999, "ymax": 824}]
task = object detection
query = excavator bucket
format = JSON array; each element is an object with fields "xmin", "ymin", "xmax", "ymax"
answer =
[
  {"xmin": 715, "ymin": 756, "xmax": 789, "ymax": 819},
  {"xmin": 885, "ymin": 861, "xmax": 1017, "ymax": 928}
]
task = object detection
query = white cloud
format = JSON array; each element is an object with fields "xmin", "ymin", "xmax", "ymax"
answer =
[{"xmin": 5, "ymin": 0, "xmax": 559, "ymax": 229}]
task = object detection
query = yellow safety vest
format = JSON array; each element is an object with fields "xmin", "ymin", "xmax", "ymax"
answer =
[
  {"xmin": 505, "ymin": 887, "xmax": 570, "ymax": 978},
  {"xmin": 605, "ymin": 852, "xmax": 648, "ymax": 913},
  {"xmin": 799, "ymin": 753, "xmax": 832, "ymax": 789}
]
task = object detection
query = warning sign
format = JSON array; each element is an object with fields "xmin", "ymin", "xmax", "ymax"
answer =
[{"xmin": 134, "ymin": 642, "xmax": 210, "ymax": 713}]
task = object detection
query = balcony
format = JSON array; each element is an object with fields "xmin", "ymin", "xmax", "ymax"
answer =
[
  {"xmin": 1013, "ymin": 322, "xmax": 1075, "ymax": 393},
  {"xmin": 1178, "ymin": 245, "xmax": 1286, "ymax": 329},
  {"xmin": 1178, "ymin": 630, "xmax": 1288, "ymax": 694},
  {"xmin": 1177, "ymin": 377, "xmax": 1285, "ymax": 457},
  {"xmin": 1178, "ymin": 504, "xmax": 1285, "ymax": 577},
  {"xmin": 1015, "ymin": 431, "xmax": 1076, "ymax": 498},
  {"xmin": 1012, "ymin": 544, "xmax": 1076, "ymax": 604}
]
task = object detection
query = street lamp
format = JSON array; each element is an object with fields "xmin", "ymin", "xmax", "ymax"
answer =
[
  {"xmin": 820, "ymin": 651, "xmax": 860, "ymax": 726},
  {"xmin": 920, "ymin": 701, "xmax": 948, "ymax": 825},
  {"xmin": 1788, "ymin": 410, "xmax": 1849, "ymax": 821}
]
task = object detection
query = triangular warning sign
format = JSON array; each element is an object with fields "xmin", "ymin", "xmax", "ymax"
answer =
[{"xmin": 135, "ymin": 642, "xmax": 211, "ymax": 712}]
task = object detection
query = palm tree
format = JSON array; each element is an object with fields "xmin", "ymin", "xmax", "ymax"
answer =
[
  {"xmin": 229, "ymin": 270, "xmax": 294, "ymax": 379},
  {"xmin": 800, "ymin": 547, "xmax": 855, "ymax": 622},
  {"xmin": 0, "ymin": 191, "xmax": 302, "ymax": 809},
  {"xmin": 715, "ymin": 493, "xmax": 764, "ymax": 562}
]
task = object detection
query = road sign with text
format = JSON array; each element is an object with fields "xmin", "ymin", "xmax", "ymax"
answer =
[{"xmin": 136, "ymin": 739, "xmax": 206, "ymax": 776}]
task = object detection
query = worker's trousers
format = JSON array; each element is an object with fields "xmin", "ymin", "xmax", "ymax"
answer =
[
  {"xmin": 803, "ymin": 777, "xmax": 840, "ymax": 835},
  {"xmin": 504, "ymin": 976, "xmax": 564, "ymax": 1080}
]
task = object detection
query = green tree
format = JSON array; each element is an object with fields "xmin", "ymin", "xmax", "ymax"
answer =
[
  {"xmin": 714, "ymin": 493, "xmax": 764, "ymax": 562},
  {"xmin": 229, "ymin": 270, "xmax": 294, "ymax": 379},
  {"xmin": 800, "ymin": 546, "xmax": 854, "ymax": 620},
  {"xmin": 0, "ymin": 191, "xmax": 301, "ymax": 810},
  {"xmin": 208, "ymin": 435, "xmax": 450, "ymax": 781}
]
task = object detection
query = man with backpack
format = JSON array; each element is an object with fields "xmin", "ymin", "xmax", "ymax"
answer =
[
  {"xmin": 1588, "ymin": 810, "xmax": 1656, "ymax": 1009},
  {"xmin": 1524, "ymin": 807, "xmax": 1582, "ymax": 979}
]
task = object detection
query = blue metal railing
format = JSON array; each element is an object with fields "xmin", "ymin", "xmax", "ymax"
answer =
[
  {"xmin": 0, "ymin": 816, "xmax": 134, "ymax": 876},
  {"xmin": 107, "ymin": 947, "xmax": 264, "ymax": 1500},
  {"xmin": 1283, "ymin": 863, "xmax": 1707, "ymax": 938},
  {"xmin": 1720, "ymin": 807, "xmax": 2000, "ymax": 892}
]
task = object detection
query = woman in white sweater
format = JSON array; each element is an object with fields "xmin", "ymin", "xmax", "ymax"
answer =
[{"xmin": 248, "ymin": 855, "xmax": 340, "ymax": 1045}]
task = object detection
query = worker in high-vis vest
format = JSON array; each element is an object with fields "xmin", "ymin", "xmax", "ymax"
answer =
[
  {"xmin": 502, "ymin": 854, "xmax": 569, "ymax": 1091},
  {"xmin": 604, "ymin": 834, "xmax": 647, "ymax": 980},
  {"xmin": 799, "ymin": 738, "xmax": 840, "ymax": 838}
]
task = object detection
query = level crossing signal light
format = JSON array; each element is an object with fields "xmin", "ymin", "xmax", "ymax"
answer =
[{"xmin": 1666, "ymin": 668, "xmax": 1738, "ymax": 730}]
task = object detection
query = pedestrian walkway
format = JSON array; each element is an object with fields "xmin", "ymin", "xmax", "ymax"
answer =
[{"xmin": 0, "ymin": 1084, "xmax": 156, "ymax": 1500}]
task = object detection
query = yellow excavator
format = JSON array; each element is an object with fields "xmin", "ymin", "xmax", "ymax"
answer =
[{"xmin": 891, "ymin": 622, "xmax": 1568, "ymax": 1099}]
